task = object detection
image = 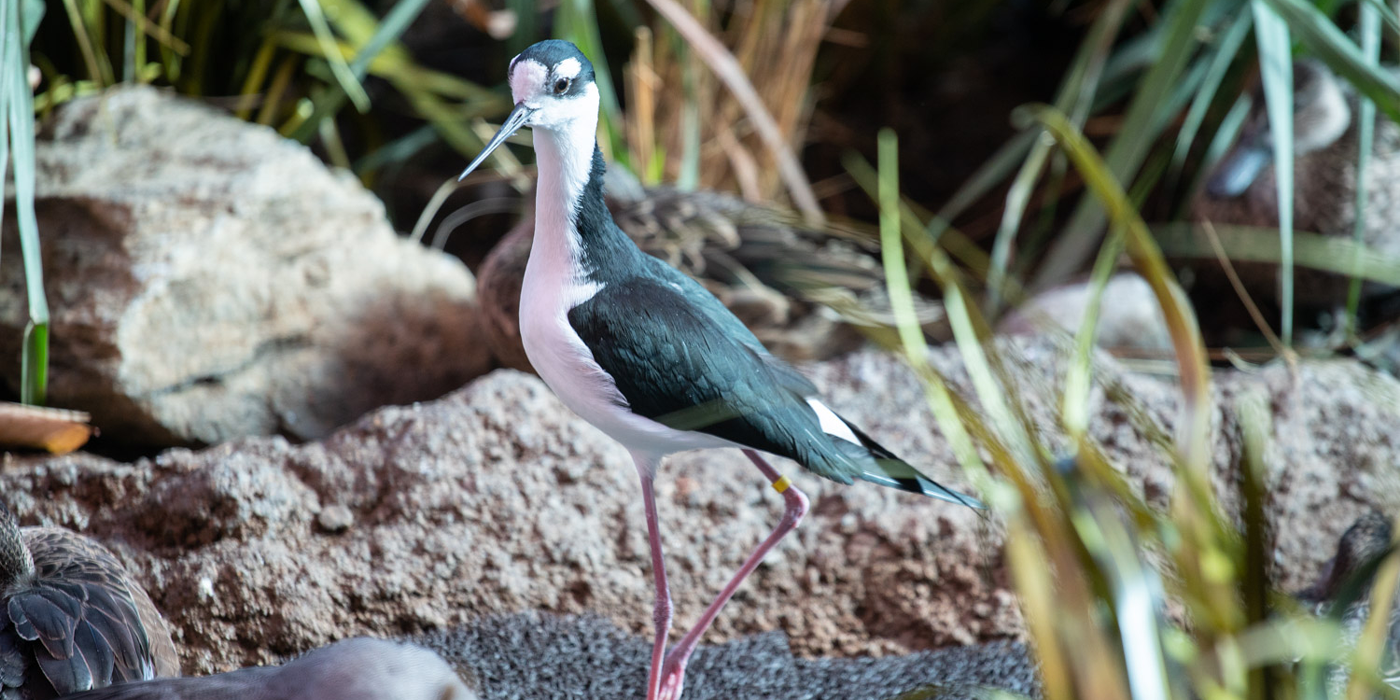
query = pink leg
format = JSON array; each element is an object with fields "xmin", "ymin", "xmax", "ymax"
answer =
[
  {"xmin": 633, "ymin": 452, "xmax": 673, "ymax": 700},
  {"xmin": 657, "ymin": 450, "xmax": 810, "ymax": 700}
]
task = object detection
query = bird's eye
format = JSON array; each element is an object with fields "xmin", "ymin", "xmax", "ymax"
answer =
[{"xmin": 553, "ymin": 78, "xmax": 571, "ymax": 95}]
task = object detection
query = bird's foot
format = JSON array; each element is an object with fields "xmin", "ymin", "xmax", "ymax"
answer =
[{"xmin": 657, "ymin": 655, "xmax": 688, "ymax": 700}]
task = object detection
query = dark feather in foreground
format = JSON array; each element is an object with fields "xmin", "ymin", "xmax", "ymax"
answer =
[{"xmin": 0, "ymin": 503, "xmax": 179, "ymax": 700}]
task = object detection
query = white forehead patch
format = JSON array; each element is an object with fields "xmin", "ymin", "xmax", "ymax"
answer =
[
  {"xmin": 554, "ymin": 57, "xmax": 582, "ymax": 81},
  {"xmin": 509, "ymin": 59, "xmax": 547, "ymax": 103}
]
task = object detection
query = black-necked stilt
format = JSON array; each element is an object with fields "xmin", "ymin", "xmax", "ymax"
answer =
[
  {"xmin": 60, "ymin": 638, "xmax": 475, "ymax": 700},
  {"xmin": 476, "ymin": 183, "xmax": 929, "ymax": 372},
  {"xmin": 459, "ymin": 39, "xmax": 983, "ymax": 700},
  {"xmin": 0, "ymin": 500, "xmax": 180, "ymax": 698}
]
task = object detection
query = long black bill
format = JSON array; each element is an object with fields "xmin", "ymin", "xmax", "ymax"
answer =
[{"xmin": 458, "ymin": 103, "xmax": 537, "ymax": 181}]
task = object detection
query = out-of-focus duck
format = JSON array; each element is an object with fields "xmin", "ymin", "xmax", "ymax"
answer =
[
  {"xmin": 1294, "ymin": 510, "xmax": 1399, "ymax": 692},
  {"xmin": 475, "ymin": 182, "xmax": 945, "ymax": 371},
  {"xmin": 1191, "ymin": 59, "xmax": 1400, "ymax": 309},
  {"xmin": 0, "ymin": 501, "xmax": 180, "ymax": 699},
  {"xmin": 58, "ymin": 638, "xmax": 474, "ymax": 700}
]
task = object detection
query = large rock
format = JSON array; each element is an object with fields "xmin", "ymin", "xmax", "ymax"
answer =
[
  {"xmin": 0, "ymin": 86, "xmax": 490, "ymax": 445},
  {"xmin": 1, "ymin": 339, "xmax": 1396, "ymax": 680}
]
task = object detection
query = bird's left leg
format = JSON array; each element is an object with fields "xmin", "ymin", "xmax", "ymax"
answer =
[{"xmin": 657, "ymin": 449, "xmax": 809, "ymax": 700}]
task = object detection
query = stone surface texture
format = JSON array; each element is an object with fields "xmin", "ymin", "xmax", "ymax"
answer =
[
  {"xmin": 0, "ymin": 86, "xmax": 490, "ymax": 445},
  {"xmin": 1, "ymin": 339, "xmax": 1397, "ymax": 685},
  {"xmin": 414, "ymin": 613, "xmax": 1038, "ymax": 700}
]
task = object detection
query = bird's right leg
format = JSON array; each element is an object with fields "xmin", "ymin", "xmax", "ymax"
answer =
[{"xmin": 633, "ymin": 452, "xmax": 672, "ymax": 700}]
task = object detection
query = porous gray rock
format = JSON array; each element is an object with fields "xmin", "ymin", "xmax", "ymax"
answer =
[
  {"xmin": 1, "ymin": 339, "xmax": 1397, "ymax": 688},
  {"xmin": 0, "ymin": 86, "xmax": 490, "ymax": 445}
]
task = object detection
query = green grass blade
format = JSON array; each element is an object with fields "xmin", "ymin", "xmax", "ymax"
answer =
[
  {"xmin": 1261, "ymin": 0, "xmax": 1400, "ymax": 122},
  {"xmin": 555, "ymin": 0, "xmax": 628, "ymax": 168},
  {"xmin": 5, "ymin": 0, "xmax": 49, "ymax": 405},
  {"xmin": 61, "ymin": 0, "xmax": 110, "ymax": 85},
  {"xmin": 879, "ymin": 130, "xmax": 924, "ymax": 380},
  {"xmin": 295, "ymin": 0, "xmax": 371, "ymax": 112},
  {"xmin": 986, "ymin": 0, "xmax": 1132, "ymax": 311},
  {"xmin": 1024, "ymin": 104, "xmax": 1211, "ymax": 470},
  {"xmin": 0, "ymin": 0, "xmax": 10, "ymax": 270},
  {"xmin": 1154, "ymin": 223, "xmax": 1400, "ymax": 286},
  {"xmin": 871, "ymin": 133, "xmax": 990, "ymax": 486},
  {"xmin": 1033, "ymin": 0, "xmax": 1211, "ymax": 290},
  {"xmin": 1346, "ymin": 1, "xmax": 1380, "ymax": 333},
  {"xmin": 286, "ymin": 0, "xmax": 433, "ymax": 143},
  {"xmin": 675, "ymin": 41, "xmax": 701, "ymax": 191},
  {"xmin": 1172, "ymin": 13, "xmax": 1251, "ymax": 172},
  {"xmin": 21, "ymin": 322, "xmax": 46, "ymax": 405},
  {"xmin": 505, "ymin": 0, "xmax": 537, "ymax": 56},
  {"xmin": 1063, "ymin": 228, "xmax": 1125, "ymax": 440},
  {"xmin": 1251, "ymin": 0, "xmax": 1294, "ymax": 345}
]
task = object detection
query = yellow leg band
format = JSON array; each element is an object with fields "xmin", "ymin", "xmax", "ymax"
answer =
[{"xmin": 771, "ymin": 475, "xmax": 792, "ymax": 494}]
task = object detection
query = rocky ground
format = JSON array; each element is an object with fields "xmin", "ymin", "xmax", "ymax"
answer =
[{"xmin": 3, "ymin": 340, "xmax": 1399, "ymax": 696}]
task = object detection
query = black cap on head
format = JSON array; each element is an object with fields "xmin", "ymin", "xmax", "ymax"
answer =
[{"xmin": 512, "ymin": 39, "xmax": 595, "ymax": 90}]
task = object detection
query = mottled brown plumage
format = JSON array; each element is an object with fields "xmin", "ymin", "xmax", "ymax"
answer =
[
  {"xmin": 1295, "ymin": 511, "xmax": 1399, "ymax": 691},
  {"xmin": 0, "ymin": 502, "xmax": 179, "ymax": 700}
]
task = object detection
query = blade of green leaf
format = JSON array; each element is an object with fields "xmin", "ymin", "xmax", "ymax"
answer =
[
  {"xmin": 505, "ymin": 0, "xmax": 536, "ymax": 56},
  {"xmin": 1032, "ymin": 0, "xmax": 1210, "ymax": 291},
  {"xmin": 61, "ymin": 0, "xmax": 109, "ymax": 85},
  {"xmin": 5, "ymin": 0, "xmax": 49, "ymax": 405},
  {"xmin": 1346, "ymin": 1, "xmax": 1380, "ymax": 333},
  {"xmin": 556, "ymin": 0, "xmax": 628, "ymax": 169},
  {"xmin": 1261, "ymin": 0, "xmax": 1400, "ymax": 123},
  {"xmin": 1251, "ymin": 0, "xmax": 1294, "ymax": 345},
  {"xmin": 295, "ymin": 0, "xmax": 370, "ymax": 112},
  {"xmin": 1023, "ymin": 103, "xmax": 1211, "ymax": 472},
  {"xmin": 986, "ymin": 0, "xmax": 1132, "ymax": 311},
  {"xmin": 1172, "ymin": 13, "xmax": 1252, "ymax": 172},
  {"xmin": 1063, "ymin": 227, "xmax": 1125, "ymax": 440},
  {"xmin": 1154, "ymin": 223, "xmax": 1400, "ymax": 285},
  {"xmin": 0, "ymin": 0, "xmax": 10, "ymax": 267},
  {"xmin": 287, "ymin": 0, "xmax": 432, "ymax": 142}
]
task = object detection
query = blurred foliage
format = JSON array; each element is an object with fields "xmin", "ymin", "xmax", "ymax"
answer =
[
  {"xmin": 867, "ymin": 124, "xmax": 1400, "ymax": 700},
  {"xmin": 28, "ymin": 0, "xmax": 508, "ymax": 183}
]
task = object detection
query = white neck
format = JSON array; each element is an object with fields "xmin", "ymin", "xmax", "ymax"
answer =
[{"xmin": 528, "ymin": 116, "xmax": 597, "ymax": 273}]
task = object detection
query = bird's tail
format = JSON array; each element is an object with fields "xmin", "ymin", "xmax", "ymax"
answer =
[
  {"xmin": 832, "ymin": 419, "xmax": 985, "ymax": 510},
  {"xmin": 0, "ymin": 500, "xmax": 34, "ymax": 589}
]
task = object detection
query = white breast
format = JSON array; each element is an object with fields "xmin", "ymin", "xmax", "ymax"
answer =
[
  {"xmin": 518, "ymin": 225, "xmax": 728, "ymax": 460},
  {"xmin": 520, "ymin": 124, "xmax": 733, "ymax": 459}
]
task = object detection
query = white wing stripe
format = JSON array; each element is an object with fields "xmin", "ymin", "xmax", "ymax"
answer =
[{"xmin": 806, "ymin": 398, "xmax": 861, "ymax": 445}]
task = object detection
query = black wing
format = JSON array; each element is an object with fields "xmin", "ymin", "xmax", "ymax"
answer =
[
  {"xmin": 571, "ymin": 257, "xmax": 983, "ymax": 509},
  {"xmin": 569, "ymin": 271, "xmax": 861, "ymax": 482}
]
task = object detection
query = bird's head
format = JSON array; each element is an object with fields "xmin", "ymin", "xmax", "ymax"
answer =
[
  {"xmin": 1205, "ymin": 59, "xmax": 1351, "ymax": 198},
  {"xmin": 459, "ymin": 40, "xmax": 599, "ymax": 181}
]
